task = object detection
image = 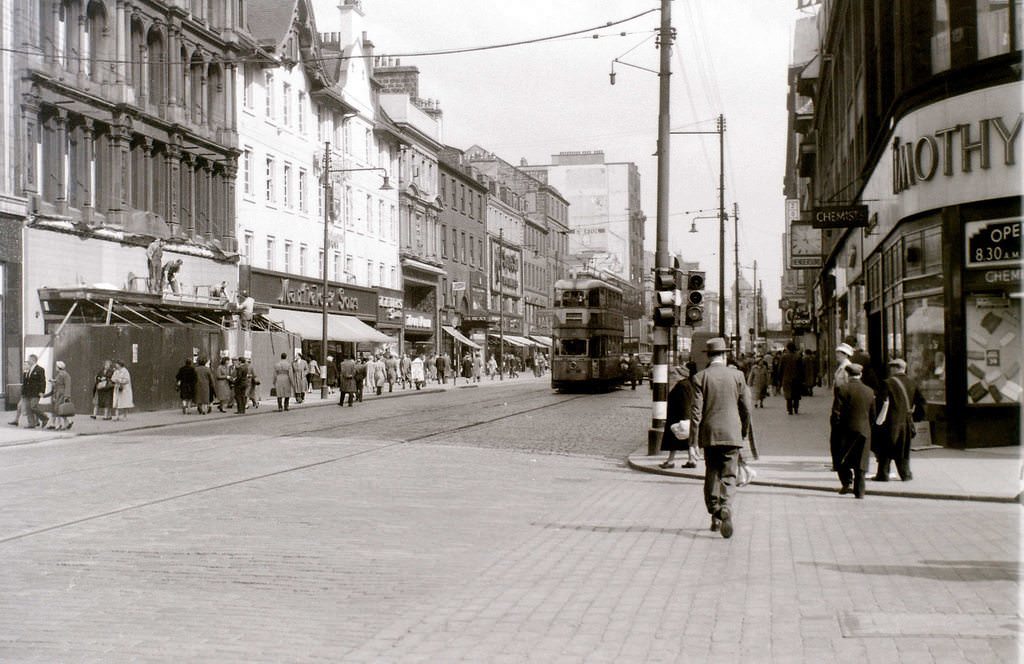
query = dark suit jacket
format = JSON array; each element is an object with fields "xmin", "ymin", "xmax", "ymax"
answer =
[
  {"xmin": 832, "ymin": 379, "xmax": 876, "ymax": 440},
  {"xmin": 691, "ymin": 361, "xmax": 752, "ymax": 448},
  {"xmin": 22, "ymin": 365, "xmax": 46, "ymax": 398},
  {"xmin": 778, "ymin": 351, "xmax": 804, "ymax": 393}
]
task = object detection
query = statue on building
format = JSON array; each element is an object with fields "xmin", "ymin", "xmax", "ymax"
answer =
[{"xmin": 146, "ymin": 238, "xmax": 164, "ymax": 293}]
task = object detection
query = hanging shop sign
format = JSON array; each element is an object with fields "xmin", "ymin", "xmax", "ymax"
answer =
[
  {"xmin": 404, "ymin": 310, "xmax": 434, "ymax": 331},
  {"xmin": 491, "ymin": 240, "xmax": 521, "ymax": 297},
  {"xmin": 809, "ymin": 205, "xmax": 869, "ymax": 229},
  {"xmin": 377, "ymin": 290, "xmax": 404, "ymax": 324},
  {"xmin": 965, "ymin": 218, "xmax": 1021, "ymax": 269}
]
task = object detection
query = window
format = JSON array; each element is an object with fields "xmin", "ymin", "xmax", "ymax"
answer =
[
  {"xmin": 365, "ymin": 129, "xmax": 372, "ymax": 163},
  {"xmin": 298, "ymin": 169, "xmax": 307, "ymax": 212},
  {"xmin": 441, "ymin": 225, "xmax": 448, "ymax": 258},
  {"xmin": 282, "ymin": 83, "xmax": 291, "ymax": 126},
  {"xmin": 461, "ymin": 232, "xmax": 467, "ymax": 263},
  {"xmin": 283, "ymin": 163, "xmax": 291, "ymax": 208},
  {"xmin": 334, "ymin": 251, "xmax": 341, "ymax": 281},
  {"xmin": 318, "ymin": 249, "xmax": 324, "ymax": 277},
  {"xmin": 264, "ymin": 72, "xmax": 274, "ymax": 120},
  {"xmin": 378, "ymin": 201, "xmax": 384, "ymax": 238},
  {"xmin": 345, "ymin": 186, "xmax": 353, "ymax": 227},
  {"xmin": 297, "ymin": 92, "xmax": 306, "ymax": 133},
  {"xmin": 316, "ymin": 104, "xmax": 323, "ymax": 141},
  {"xmin": 367, "ymin": 260, "xmax": 374, "ymax": 285},
  {"xmin": 299, "ymin": 244, "xmax": 307, "ymax": 275},
  {"xmin": 931, "ymin": 0, "xmax": 951, "ymax": 74},
  {"xmin": 242, "ymin": 148, "xmax": 253, "ymax": 195},
  {"xmin": 345, "ymin": 255, "xmax": 353, "ymax": 280},
  {"xmin": 378, "ymin": 263, "xmax": 385, "ymax": 287},
  {"xmin": 266, "ymin": 236, "xmax": 276, "ymax": 269},
  {"xmin": 469, "ymin": 235, "xmax": 475, "ymax": 266},
  {"xmin": 366, "ymin": 194, "xmax": 373, "ymax": 233},
  {"xmin": 284, "ymin": 240, "xmax": 292, "ymax": 273},
  {"xmin": 243, "ymin": 65, "xmax": 254, "ymax": 109},
  {"xmin": 244, "ymin": 231, "xmax": 254, "ymax": 262},
  {"xmin": 390, "ymin": 266, "xmax": 396, "ymax": 289},
  {"xmin": 265, "ymin": 157, "xmax": 275, "ymax": 203}
]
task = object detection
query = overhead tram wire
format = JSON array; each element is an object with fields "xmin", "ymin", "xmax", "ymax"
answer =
[{"xmin": 0, "ymin": 9, "xmax": 659, "ymax": 67}]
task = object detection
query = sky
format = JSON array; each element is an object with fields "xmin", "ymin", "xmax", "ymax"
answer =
[{"xmin": 363, "ymin": 1, "xmax": 805, "ymax": 325}]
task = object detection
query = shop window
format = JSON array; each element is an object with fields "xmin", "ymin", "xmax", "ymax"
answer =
[
  {"xmin": 931, "ymin": 0, "xmax": 952, "ymax": 74},
  {"xmin": 977, "ymin": 0, "xmax": 1019, "ymax": 59},
  {"xmin": 904, "ymin": 233, "xmax": 924, "ymax": 277},
  {"xmin": 923, "ymin": 228, "xmax": 942, "ymax": 272},
  {"xmin": 904, "ymin": 295, "xmax": 946, "ymax": 404},
  {"xmin": 965, "ymin": 295, "xmax": 1021, "ymax": 405}
]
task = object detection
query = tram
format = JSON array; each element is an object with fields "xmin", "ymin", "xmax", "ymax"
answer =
[{"xmin": 550, "ymin": 274, "xmax": 626, "ymax": 391}]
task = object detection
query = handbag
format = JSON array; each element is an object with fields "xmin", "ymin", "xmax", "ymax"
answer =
[
  {"xmin": 56, "ymin": 397, "xmax": 75, "ymax": 416},
  {"xmin": 669, "ymin": 419, "xmax": 691, "ymax": 439},
  {"xmin": 270, "ymin": 387, "xmax": 277, "ymax": 397}
]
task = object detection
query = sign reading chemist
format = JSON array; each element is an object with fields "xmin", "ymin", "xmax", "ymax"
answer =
[{"xmin": 809, "ymin": 205, "xmax": 869, "ymax": 229}]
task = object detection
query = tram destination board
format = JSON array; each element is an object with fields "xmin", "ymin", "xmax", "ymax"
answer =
[{"xmin": 966, "ymin": 218, "xmax": 1021, "ymax": 269}]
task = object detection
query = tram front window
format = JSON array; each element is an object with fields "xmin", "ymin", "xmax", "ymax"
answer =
[
  {"xmin": 558, "ymin": 339, "xmax": 587, "ymax": 356},
  {"xmin": 558, "ymin": 290, "xmax": 586, "ymax": 307}
]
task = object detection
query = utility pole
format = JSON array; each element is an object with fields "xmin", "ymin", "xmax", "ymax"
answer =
[
  {"xmin": 321, "ymin": 142, "xmax": 332, "ymax": 399},
  {"xmin": 498, "ymin": 227, "xmax": 504, "ymax": 381},
  {"xmin": 734, "ymin": 201, "xmax": 740, "ymax": 356},
  {"xmin": 718, "ymin": 114, "xmax": 726, "ymax": 340},
  {"xmin": 648, "ymin": 0, "xmax": 673, "ymax": 456}
]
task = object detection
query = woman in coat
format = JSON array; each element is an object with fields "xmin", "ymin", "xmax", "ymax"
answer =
[
  {"xmin": 660, "ymin": 364, "xmax": 697, "ymax": 469},
  {"xmin": 215, "ymin": 357, "xmax": 233, "ymax": 412},
  {"xmin": 193, "ymin": 357, "xmax": 214, "ymax": 414},
  {"xmin": 410, "ymin": 353, "xmax": 426, "ymax": 390},
  {"xmin": 110, "ymin": 360, "xmax": 134, "ymax": 420},
  {"xmin": 176, "ymin": 359, "xmax": 197, "ymax": 414},
  {"xmin": 368, "ymin": 355, "xmax": 387, "ymax": 396},
  {"xmin": 747, "ymin": 358, "xmax": 771, "ymax": 408},
  {"xmin": 91, "ymin": 359, "xmax": 115, "ymax": 420},
  {"xmin": 47, "ymin": 360, "xmax": 73, "ymax": 430},
  {"xmin": 273, "ymin": 353, "xmax": 295, "ymax": 411}
]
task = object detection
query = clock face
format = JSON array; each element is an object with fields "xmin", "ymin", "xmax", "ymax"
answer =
[{"xmin": 789, "ymin": 223, "xmax": 822, "ymax": 269}]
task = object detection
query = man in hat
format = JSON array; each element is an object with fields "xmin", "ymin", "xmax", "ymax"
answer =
[
  {"xmin": 833, "ymin": 342, "xmax": 855, "ymax": 389},
  {"xmin": 690, "ymin": 337, "xmax": 752, "ymax": 538},
  {"xmin": 830, "ymin": 362, "xmax": 876, "ymax": 498},
  {"xmin": 873, "ymin": 358, "xmax": 926, "ymax": 481},
  {"xmin": 231, "ymin": 357, "xmax": 251, "ymax": 414}
]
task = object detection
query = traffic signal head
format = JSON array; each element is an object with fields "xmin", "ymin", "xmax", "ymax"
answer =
[
  {"xmin": 653, "ymin": 267, "xmax": 677, "ymax": 327},
  {"xmin": 685, "ymin": 271, "xmax": 705, "ymax": 326}
]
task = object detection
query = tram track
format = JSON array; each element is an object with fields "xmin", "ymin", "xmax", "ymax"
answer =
[{"xmin": 0, "ymin": 386, "xmax": 599, "ymax": 546}]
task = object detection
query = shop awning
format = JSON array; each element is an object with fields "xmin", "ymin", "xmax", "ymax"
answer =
[
  {"xmin": 529, "ymin": 335, "xmax": 553, "ymax": 348},
  {"xmin": 268, "ymin": 308, "xmax": 392, "ymax": 343},
  {"xmin": 489, "ymin": 333, "xmax": 529, "ymax": 348},
  {"xmin": 442, "ymin": 325, "xmax": 481, "ymax": 350}
]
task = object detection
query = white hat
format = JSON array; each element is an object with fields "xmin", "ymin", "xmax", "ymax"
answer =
[
  {"xmin": 55, "ymin": 360, "xmax": 66, "ymax": 370},
  {"xmin": 836, "ymin": 343, "xmax": 854, "ymax": 357}
]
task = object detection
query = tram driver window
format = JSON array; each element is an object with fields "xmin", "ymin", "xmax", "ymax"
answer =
[{"xmin": 558, "ymin": 339, "xmax": 587, "ymax": 356}]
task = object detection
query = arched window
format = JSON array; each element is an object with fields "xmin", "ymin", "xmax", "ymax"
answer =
[
  {"xmin": 85, "ymin": 1, "xmax": 108, "ymax": 83},
  {"xmin": 190, "ymin": 53, "xmax": 205, "ymax": 124},
  {"xmin": 129, "ymin": 17, "xmax": 144, "ymax": 88},
  {"xmin": 206, "ymin": 62, "xmax": 223, "ymax": 129},
  {"xmin": 146, "ymin": 27, "xmax": 165, "ymax": 108}
]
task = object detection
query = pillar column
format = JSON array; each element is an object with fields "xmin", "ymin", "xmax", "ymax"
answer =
[
  {"xmin": 222, "ymin": 160, "xmax": 237, "ymax": 250},
  {"xmin": 20, "ymin": 91, "xmax": 42, "ymax": 196},
  {"xmin": 224, "ymin": 62, "xmax": 236, "ymax": 131},
  {"xmin": 203, "ymin": 162, "xmax": 213, "ymax": 238},
  {"xmin": 199, "ymin": 63, "xmax": 208, "ymax": 129},
  {"xmin": 81, "ymin": 118, "xmax": 95, "ymax": 210},
  {"xmin": 53, "ymin": 111, "xmax": 68, "ymax": 212},
  {"xmin": 142, "ymin": 136, "xmax": 153, "ymax": 213},
  {"xmin": 166, "ymin": 140, "xmax": 181, "ymax": 235},
  {"xmin": 77, "ymin": 11, "xmax": 87, "ymax": 79}
]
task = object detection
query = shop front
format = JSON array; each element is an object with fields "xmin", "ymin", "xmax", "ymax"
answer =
[
  {"xmin": 242, "ymin": 267, "xmax": 391, "ymax": 364},
  {"xmin": 830, "ymin": 82, "xmax": 1022, "ymax": 447},
  {"xmin": 0, "ymin": 211, "xmax": 22, "ymax": 408},
  {"xmin": 401, "ymin": 258, "xmax": 442, "ymax": 356},
  {"xmin": 377, "ymin": 289, "xmax": 405, "ymax": 356}
]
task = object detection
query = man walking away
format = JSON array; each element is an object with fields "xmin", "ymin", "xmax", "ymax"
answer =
[
  {"xmin": 232, "ymin": 357, "xmax": 251, "ymax": 414},
  {"xmin": 9, "ymin": 355, "xmax": 48, "ymax": 428},
  {"xmin": 691, "ymin": 337, "xmax": 752, "ymax": 539},
  {"xmin": 338, "ymin": 355, "xmax": 357, "ymax": 406},
  {"xmin": 831, "ymin": 363, "xmax": 876, "ymax": 498},
  {"xmin": 874, "ymin": 358, "xmax": 926, "ymax": 481},
  {"xmin": 778, "ymin": 342, "xmax": 805, "ymax": 415},
  {"xmin": 628, "ymin": 354, "xmax": 641, "ymax": 390}
]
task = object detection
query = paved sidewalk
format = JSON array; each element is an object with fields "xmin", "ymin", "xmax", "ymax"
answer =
[
  {"xmin": 629, "ymin": 388, "xmax": 1023, "ymax": 503},
  {"xmin": 1, "ymin": 372, "xmax": 548, "ymax": 448}
]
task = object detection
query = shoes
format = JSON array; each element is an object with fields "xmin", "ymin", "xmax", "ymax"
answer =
[
  {"xmin": 681, "ymin": 461, "xmax": 697, "ymax": 469},
  {"xmin": 870, "ymin": 475, "xmax": 889, "ymax": 482},
  {"xmin": 65, "ymin": 421, "xmax": 73, "ymax": 430},
  {"xmin": 658, "ymin": 461, "xmax": 675, "ymax": 469},
  {"xmin": 718, "ymin": 507, "xmax": 733, "ymax": 539},
  {"xmin": 89, "ymin": 415, "xmax": 97, "ymax": 420},
  {"xmin": 710, "ymin": 517, "xmax": 721, "ymax": 532},
  {"xmin": 839, "ymin": 485, "xmax": 852, "ymax": 495},
  {"xmin": 102, "ymin": 417, "xmax": 112, "ymax": 420}
]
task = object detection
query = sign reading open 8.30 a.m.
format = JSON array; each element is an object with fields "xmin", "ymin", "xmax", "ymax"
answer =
[{"xmin": 966, "ymin": 218, "xmax": 1021, "ymax": 269}]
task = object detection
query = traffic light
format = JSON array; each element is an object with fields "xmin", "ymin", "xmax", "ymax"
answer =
[
  {"xmin": 684, "ymin": 271, "xmax": 705, "ymax": 326},
  {"xmin": 653, "ymin": 267, "xmax": 677, "ymax": 327}
]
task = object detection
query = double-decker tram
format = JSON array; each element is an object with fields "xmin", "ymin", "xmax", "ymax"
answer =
[{"xmin": 550, "ymin": 274, "xmax": 626, "ymax": 391}]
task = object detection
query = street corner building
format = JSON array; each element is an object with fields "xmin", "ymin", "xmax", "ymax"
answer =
[{"xmin": 785, "ymin": 1, "xmax": 1022, "ymax": 448}]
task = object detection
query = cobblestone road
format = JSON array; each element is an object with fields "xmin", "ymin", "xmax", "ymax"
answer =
[{"xmin": 0, "ymin": 383, "xmax": 1018, "ymax": 662}]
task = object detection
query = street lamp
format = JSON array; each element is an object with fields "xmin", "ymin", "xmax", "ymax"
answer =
[{"xmin": 319, "ymin": 140, "xmax": 393, "ymax": 399}]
